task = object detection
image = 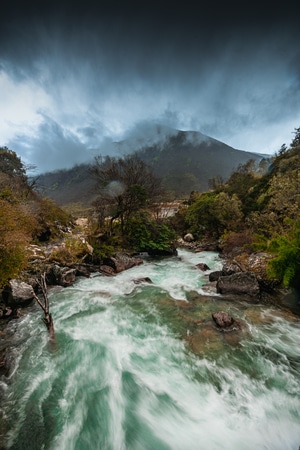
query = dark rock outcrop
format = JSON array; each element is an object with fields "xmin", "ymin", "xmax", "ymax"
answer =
[
  {"xmin": 216, "ymin": 271, "xmax": 260, "ymax": 301},
  {"xmin": 209, "ymin": 270, "xmax": 222, "ymax": 282},
  {"xmin": 46, "ymin": 265, "xmax": 76, "ymax": 287},
  {"xmin": 0, "ymin": 347, "xmax": 14, "ymax": 377},
  {"xmin": 103, "ymin": 252, "xmax": 143, "ymax": 273},
  {"xmin": 221, "ymin": 261, "xmax": 242, "ymax": 276},
  {"xmin": 99, "ymin": 265, "xmax": 116, "ymax": 276}
]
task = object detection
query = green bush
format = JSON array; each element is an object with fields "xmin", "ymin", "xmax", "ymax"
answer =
[
  {"xmin": 126, "ymin": 212, "xmax": 177, "ymax": 253},
  {"xmin": 267, "ymin": 221, "xmax": 300, "ymax": 288}
]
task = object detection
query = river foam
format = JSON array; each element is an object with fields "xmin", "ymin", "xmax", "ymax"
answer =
[{"xmin": 1, "ymin": 250, "xmax": 299, "ymax": 449}]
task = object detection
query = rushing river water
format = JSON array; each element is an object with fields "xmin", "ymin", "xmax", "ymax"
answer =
[{"xmin": 0, "ymin": 249, "xmax": 300, "ymax": 450}]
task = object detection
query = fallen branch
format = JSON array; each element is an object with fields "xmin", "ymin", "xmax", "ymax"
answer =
[{"xmin": 32, "ymin": 273, "xmax": 55, "ymax": 341}]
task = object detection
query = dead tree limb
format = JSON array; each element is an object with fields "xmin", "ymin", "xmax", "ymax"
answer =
[{"xmin": 32, "ymin": 273, "xmax": 55, "ymax": 341}]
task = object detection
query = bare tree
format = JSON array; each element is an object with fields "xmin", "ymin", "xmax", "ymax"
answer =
[
  {"xmin": 32, "ymin": 273, "xmax": 55, "ymax": 341},
  {"xmin": 91, "ymin": 153, "xmax": 163, "ymax": 233}
]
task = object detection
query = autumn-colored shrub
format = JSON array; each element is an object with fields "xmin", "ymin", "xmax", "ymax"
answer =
[{"xmin": 0, "ymin": 200, "xmax": 35, "ymax": 287}]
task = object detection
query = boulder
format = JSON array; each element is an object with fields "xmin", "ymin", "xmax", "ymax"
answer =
[
  {"xmin": 2, "ymin": 280, "xmax": 34, "ymax": 307},
  {"xmin": 60, "ymin": 268, "xmax": 76, "ymax": 287},
  {"xmin": 99, "ymin": 265, "xmax": 116, "ymax": 276},
  {"xmin": 46, "ymin": 265, "xmax": 76, "ymax": 287},
  {"xmin": 103, "ymin": 252, "xmax": 143, "ymax": 273},
  {"xmin": 216, "ymin": 271, "xmax": 260, "ymax": 301},
  {"xmin": 184, "ymin": 233, "xmax": 194, "ymax": 242},
  {"xmin": 212, "ymin": 311, "xmax": 243, "ymax": 333},
  {"xmin": 71, "ymin": 264, "xmax": 92, "ymax": 278},
  {"xmin": 221, "ymin": 261, "xmax": 242, "ymax": 276},
  {"xmin": 209, "ymin": 270, "xmax": 222, "ymax": 282},
  {"xmin": 196, "ymin": 263, "xmax": 210, "ymax": 271}
]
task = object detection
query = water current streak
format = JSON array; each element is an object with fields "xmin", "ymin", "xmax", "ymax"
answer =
[{"xmin": 1, "ymin": 250, "xmax": 299, "ymax": 449}]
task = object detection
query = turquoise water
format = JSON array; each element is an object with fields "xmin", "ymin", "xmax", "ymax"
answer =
[{"xmin": 1, "ymin": 249, "xmax": 300, "ymax": 449}]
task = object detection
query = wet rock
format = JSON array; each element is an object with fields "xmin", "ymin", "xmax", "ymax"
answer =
[
  {"xmin": 194, "ymin": 241, "xmax": 221, "ymax": 252},
  {"xmin": 196, "ymin": 263, "xmax": 210, "ymax": 271},
  {"xmin": 133, "ymin": 277, "xmax": 153, "ymax": 284},
  {"xmin": 2, "ymin": 280, "xmax": 34, "ymax": 307},
  {"xmin": 212, "ymin": 311, "xmax": 236, "ymax": 329},
  {"xmin": 103, "ymin": 252, "xmax": 143, "ymax": 273},
  {"xmin": 60, "ymin": 268, "xmax": 76, "ymax": 287},
  {"xmin": 71, "ymin": 264, "xmax": 92, "ymax": 278},
  {"xmin": 99, "ymin": 265, "xmax": 116, "ymax": 276},
  {"xmin": 216, "ymin": 271, "xmax": 260, "ymax": 301},
  {"xmin": 201, "ymin": 281, "xmax": 218, "ymax": 294},
  {"xmin": 185, "ymin": 322, "xmax": 224, "ymax": 355},
  {"xmin": 148, "ymin": 246, "xmax": 178, "ymax": 257},
  {"xmin": 209, "ymin": 270, "xmax": 222, "ymax": 282},
  {"xmin": 221, "ymin": 261, "xmax": 242, "ymax": 276},
  {"xmin": 46, "ymin": 265, "xmax": 76, "ymax": 287},
  {"xmin": 0, "ymin": 347, "xmax": 14, "ymax": 377}
]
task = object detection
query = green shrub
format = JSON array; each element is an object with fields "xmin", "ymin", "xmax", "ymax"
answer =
[
  {"xmin": 267, "ymin": 221, "xmax": 300, "ymax": 288},
  {"xmin": 126, "ymin": 212, "xmax": 177, "ymax": 253}
]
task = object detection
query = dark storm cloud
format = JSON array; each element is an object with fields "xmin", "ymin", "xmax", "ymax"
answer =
[{"xmin": 1, "ymin": 1, "xmax": 300, "ymax": 172}]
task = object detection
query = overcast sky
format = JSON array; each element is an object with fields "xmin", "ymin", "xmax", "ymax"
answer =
[{"xmin": 1, "ymin": 1, "xmax": 300, "ymax": 173}]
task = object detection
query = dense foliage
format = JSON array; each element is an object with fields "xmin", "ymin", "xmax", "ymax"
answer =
[
  {"xmin": 173, "ymin": 130, "xmax": 300, "ymax": 288},
  {"xmin": 125, "ymin": 211, "xmax": 177, "ymax": 254}
]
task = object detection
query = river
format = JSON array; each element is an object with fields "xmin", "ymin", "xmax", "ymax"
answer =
[{"xmin": 0, "ymin": 249, "xmax": 299, "ymax": 449}]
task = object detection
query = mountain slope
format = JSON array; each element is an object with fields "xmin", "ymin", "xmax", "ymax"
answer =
[
  {"xmin": 37, "ymin": 128, "xmax": 265, "ymax": 206},
  {"xmin": 137, "ymin": 129, "xmax": 263, "ymax": 194}
]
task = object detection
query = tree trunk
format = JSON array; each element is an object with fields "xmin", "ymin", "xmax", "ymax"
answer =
[{"xmin": 32, "ymin": 273, "xmax": 55, "ymax": 344}]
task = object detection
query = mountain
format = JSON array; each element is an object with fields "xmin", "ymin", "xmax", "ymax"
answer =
[
  {"xmin": 37, "ymin": 127, "xmax": 266, "ymax": 208},
  {"xmin": 136, "ymin": 128, "xmax": 264, "ymax": 195}
]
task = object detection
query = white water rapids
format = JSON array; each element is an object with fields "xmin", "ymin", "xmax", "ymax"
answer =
[{"xmin": 0, "ymin": 249, "xmax": 299, "ymax": 449}]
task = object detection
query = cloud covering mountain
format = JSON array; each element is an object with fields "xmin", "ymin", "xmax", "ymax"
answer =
[{"xmin": 1, "ymin": 1, "xmax": 300, "ymax": 172}]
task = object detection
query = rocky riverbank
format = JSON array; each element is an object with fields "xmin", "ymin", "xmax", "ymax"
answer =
[{"xmin": 1, "ymin": 230, "xmax": 299, "ymax": 323}]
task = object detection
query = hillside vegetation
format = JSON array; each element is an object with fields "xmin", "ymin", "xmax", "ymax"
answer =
[
  {"xmin": 1, "ymin": 126, "xmax": 299, "ymax": 293},
  {"xmin": 171, "ymin": 129, "xmax": 300, "ymax": 290},
  {"xmin": 0, "ymin": 148, "xmax": 72, "ymax": 287}
]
